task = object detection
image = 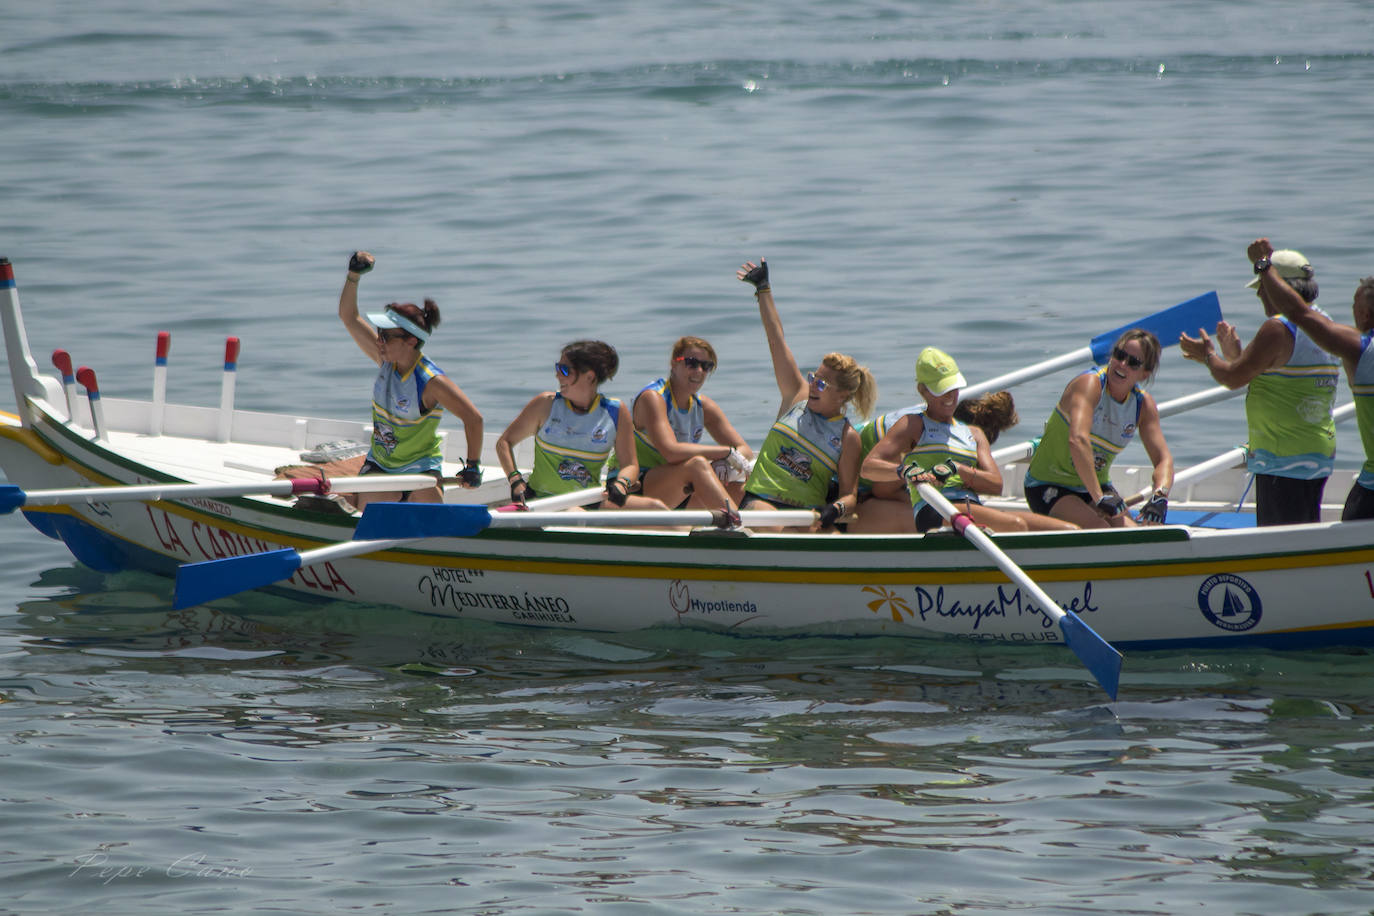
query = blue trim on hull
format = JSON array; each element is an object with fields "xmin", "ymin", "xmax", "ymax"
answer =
[{"xmin": 21, "ymin": 509, "xmax": 181, "ymax": 577}]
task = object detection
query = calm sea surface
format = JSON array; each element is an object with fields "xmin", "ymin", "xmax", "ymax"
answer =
[{"xmin": 3, "ymin": 2, "xmax": 1374, "ymax": 913}]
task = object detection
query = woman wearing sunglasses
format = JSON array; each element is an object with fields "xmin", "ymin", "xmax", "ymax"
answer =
[
  {"xmin": 496, "ymin": 340, "xmax": 667, "ymax": 511},
  {"xmin": 1023, "ymin": 329, "xmax": 1174, "ymax": 528},
  {"xmin": 627, "ymin": 336, "xmax": 755, "ymax": 509},
  {"xmin": 736, "ymin": 258, "xmax": 877, "ymax": 531},
  {"xmin": 337, "ymin": 251, "xmax": 485, "ymax": 509}
]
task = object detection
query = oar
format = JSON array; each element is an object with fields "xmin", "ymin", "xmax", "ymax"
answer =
[
  {"xmin": 0, "ymin": 474, "xmax": 444, "ymax": 515},
  {"xmin": 916, "ymin": 481, "xmax": 1123, "ymax": 700},
  {"xmin": 173, "ymin": 497, "xmax": 812, "ymax": 609},
  {"xmin": 1123, "ymin": 401, "xmax": 1357, "ymax": 505},
  {"xmin": 990, "ymin": 382, "xmax": 1245, "ymax": 465},
  {"xmin": 961, "ymin": 291, "xmax": 1222, "ymax": 400}
]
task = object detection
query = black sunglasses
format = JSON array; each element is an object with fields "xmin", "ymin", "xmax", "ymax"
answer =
[
  {"xmin": 674, "ymin": 355, "xmax": 716, "ymax": 372},
  {"xmin": 1112, "ymin": 347, "xmax": 1145, "ymax": 370}
]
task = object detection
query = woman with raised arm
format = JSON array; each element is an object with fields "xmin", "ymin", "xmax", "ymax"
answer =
[
  {"xmin": 1024, "ymin": 328, "xmax": 1174, "ymax": 528},
  {"xmin": 851, "ymin": 349, "xmax": 1076, "ymax": 534},
  {"xmin": 337, "ymin": 251, "xmax": 484, "ymax": 509},
  {"xmin": 495, "ymin": 340, "xmax": 668, "ymax": 511},
  {"xmin": 736, "ymin": 259, "xmax": 876, "ymax": 532},
  {"xmin": 629, "ymin": 336, "xmax": 755, "ymax": 510}
]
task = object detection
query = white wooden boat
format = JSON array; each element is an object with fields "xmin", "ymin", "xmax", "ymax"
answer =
[{"xmin": 5, "ymin": 257, "xmax": 1374, "ymax": 691}]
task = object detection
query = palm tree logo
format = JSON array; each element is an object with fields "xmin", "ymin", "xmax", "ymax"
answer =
[{"xmin": 862, "ymin": 585, "xmax": 914, "ymax": 622}]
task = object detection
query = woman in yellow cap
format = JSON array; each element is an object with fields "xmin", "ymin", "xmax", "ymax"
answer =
[
  {"xmin": 1024, "ymin": 329, "xmax": 1174, "ymax": 528},
  {"xmin": 854, "ymin": 348, "xmax": 1074, "ymax": 534}
]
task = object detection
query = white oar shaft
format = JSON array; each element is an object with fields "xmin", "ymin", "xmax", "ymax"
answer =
[
  {"xmin": 961, "ymin": 347, "xmax": 1090, "ymax": 402},
  {"xmin": 486, "ymin": 509, "xmax": 817, "ymax": 529},
  {"xmin": 917, "ymin": 483, "xmax": 1065, "ymax": 624},
  {"xmin": 17, "ymin": 474, "xmax": 440, "ymax": 507}
]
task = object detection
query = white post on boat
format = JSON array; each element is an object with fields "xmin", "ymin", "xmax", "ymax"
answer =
[
  {"xmin": 76, "ymin": 366, "xmax": 107, "ymax": 441},
  {"xmin": 0, "ymin": 258, "xmax": 66, "ymax": 429},
  {"xmin": 151, "ymin": 331, "xmax": 170, "ymax": 436},
  {"xmin": 217, "ymin": 336, "xmax": 239, "ymax": 443},
  {"xmin": 51, "ymin": 349, "xmax": 80, "ymax": 424}
]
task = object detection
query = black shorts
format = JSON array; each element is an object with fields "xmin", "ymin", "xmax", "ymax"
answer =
[
  {"xmin": 742, "ymin": 491, "xmax": 807, "ymax": 511},
  {"xmin": 1255, "ymin": 474, "xmax": 1325, "ymax": 526},
  {"xmin": 1025, "ymin": 483, "xmax": 1112, "ymax": 516},
  {"xmin": 1343, "ymin": 481, "xmax": 1374, "ymax": 522},
  {"xmin": 915, "ymin": 492, "xmax": 982, "ymax": 533},
  {"xmin": 358, "ymin": 459, "xmax": 443, "ymax": 502}
]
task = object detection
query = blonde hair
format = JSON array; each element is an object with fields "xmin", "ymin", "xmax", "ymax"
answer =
[{"xmin": 821, "ymin": 352, "xmax": 877, "ymax": 419}]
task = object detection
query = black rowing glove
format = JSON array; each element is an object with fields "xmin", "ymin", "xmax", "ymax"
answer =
[
  {"xmin": 348, "ymin": 251, "xmax": 374, "ymax": 274},
  {"xmin": 818, "ymin": 500, "xmax": 844, "ymax": 529},
  {"xmin": 1095, "ymin": 491, "xmax": 1126, "ymax": 517},
  {"xmin": 458, "ymin": 459, "xmax": 482, "ymax": 488},
  {"xmin": 1138, "ymin": 490, "xmax": 1169, "ymax": 524},
  {"xmin": 739, "ymin": 259, "xmax": 769, "ymax": 293}
]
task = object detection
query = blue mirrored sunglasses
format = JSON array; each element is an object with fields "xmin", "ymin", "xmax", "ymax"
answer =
[
  {"xmin": 807, "ymin": 372, "xmax": 828, "ymax": 392},
  {"xmin": 554, "ymin": 362, "xmax": 573, "ymax": 377}
]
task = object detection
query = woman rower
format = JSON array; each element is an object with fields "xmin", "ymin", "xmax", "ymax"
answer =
[
  {"xmin": 851, "ymin": 348, "xmax": 1075, "ymax": 534},
  {"xmin": 337, "ymin": 251, "xmax": 484, "ymax": 509},
  {"xmin": 628, "ymin": 336, "xmax": 755, "ymax": 509},
  {"xmin": 496, "ymin": 340, "xmax": 668, "ymax": 511},
  {"xmin": 736, "ymin": 258, "xmax": 877, "ymax": 531},
  {"xmin": 1024, "ymin": 329, "xmax": 1174, "ymax": 528}
]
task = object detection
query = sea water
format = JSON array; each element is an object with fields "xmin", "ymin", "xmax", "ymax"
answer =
[{"xmin": 3, "ymin": 2, "xmax": 1374, "ymax": 913}]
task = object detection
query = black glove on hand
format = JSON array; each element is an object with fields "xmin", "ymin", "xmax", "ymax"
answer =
[
  {"xmin": 510, "ymin": 476, "xmax": 531, "ymax": 508},
  {"xmin": 739, "ymin": 259, "xmax": 769, "ymax": 293},
  {"xmin": 1095, "ymin": 491, "xmax": 1126, "ymax": 517},
  {"xmin": 348, "ymin": 251, "xmax": 374, "ymax": 274},
  {"xmin": 818, "ymin": 500, "xmax": 844, "ymax": 529},
  {"xmin": 606, "ymin": 477, "xmax": 629, "ymax": 507},
  {"xmin": 1138, "ymin": 490, "xmax": 1169, "ymax": 524},
  {"xmin": 458, "ymin": 460, "xmax": 482, "ymax": 488}
]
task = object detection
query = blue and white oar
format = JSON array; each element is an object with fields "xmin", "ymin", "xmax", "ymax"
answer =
[
  {"xmin": 961, "ymin": 291, "xmax": 1222, "ymax": 400},
  {"xmin": 916, "ymin": 481, "xmax": 1123, "ymax": 701}
]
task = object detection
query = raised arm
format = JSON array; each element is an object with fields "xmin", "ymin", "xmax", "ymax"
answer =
[
  {"xmin": 1179, "ymin": 319, "xmax": 1291, "ymax": 389},
  {"xmin": 1248, "ymin": 240, "xmax": 1364, "ymax": 364},
  {"xmin": 738, "ymin": 259, "xmax": 807, "ymax": 417},
  {"xmin": 338, "ymin": 250, "xmax": 381, "ymax": 364}
]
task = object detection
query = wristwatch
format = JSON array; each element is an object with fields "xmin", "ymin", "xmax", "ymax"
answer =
[{"xmin": 1253, "ymin": 257, "xmax": 1272, "ymax": 275}]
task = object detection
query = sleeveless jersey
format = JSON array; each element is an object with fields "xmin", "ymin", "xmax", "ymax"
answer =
[
  {"xmin": 745, "ymin": 400, "xmax": 848, "ymax": 508},
  {"xmin": 633, "ymin": 377, "xmax": 705, "ymax": 470},
  {"xmin": 367, "ymin": 355, "xmax": 445, "ymax": 473},
  {"xmin": 901, "ymin": 414, "xmax": 980, "ymax": 513},
  {"xmin": 1245, "ymin": 314, "xmax": 1338, "ymax": 479},
  {"xmin": 1352, "ymin": 331, "xmax": 1374, "ymax": 490},
  {"xmin": 1025, "ymin": 367, "xmax": 1143, "ymax": 492},
  {"xmin": 857, "ymin": 404, "xmax": 923, "ymax": 491},
  {"xmin": 530, "ymin": 393, "xmax": 622, "ymax": 495}
]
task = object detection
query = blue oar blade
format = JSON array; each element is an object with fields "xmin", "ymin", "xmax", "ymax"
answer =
[
  {"xmin": 352, "ymin": 503, "xmax": 493, "ymax": 541},
  {"xmin": 1089, "ymin": 291, "xmax": 1222, "ymax": 364},
  {"xmin": 173, "ymin": 548, "xmax": 303, "ymax": 609},
  {"xmin": 0, "ymin": 484, "xmax": 25, "ymax": 514},
  {"xmin": 1058, "ymin": 610, "xmax": 1123, "ymax": 700}
]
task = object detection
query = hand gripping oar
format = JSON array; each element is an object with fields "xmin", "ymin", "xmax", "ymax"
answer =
[
  {"xmin": 173, "ymin": 497, "xmax": 814, "ymax": 609},
  {"xmin": 0, "ymin": 474, "xmax": 444, "ymax": 515},
  {"xmin": 961, "ymin": 291, "xmax": 1222, "ymax": 401},
  {"xmin": 916, "ymin": 480, "xmax": 1122, "ymax": 700}
]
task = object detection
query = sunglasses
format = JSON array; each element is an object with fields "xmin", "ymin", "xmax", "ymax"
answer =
[
  {"xmin": 674, "ymin": 355, "xmax": 716, "ymax": 372},
  {"xmin": 554, "ymin": 362, "xmax": 574, "ymax": 378},
  {"xmin": 377, "ymin": 329, "xmax": 409, "ymax": 343},
  {"xmin": 1112, "ymin": 347, "xmax": 1145, "ymax": 370},
  {"xmin": 807, "ymin": 372, "xmax": 829, "ymax": 392}
]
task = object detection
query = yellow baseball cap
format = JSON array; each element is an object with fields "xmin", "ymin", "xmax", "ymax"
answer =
[{"xmin": 916, "ymin": 347, "xmax": 966, "ymax": 396}]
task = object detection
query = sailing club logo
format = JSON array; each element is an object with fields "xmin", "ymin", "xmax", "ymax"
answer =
[{"xmin": 1197, "ymin": 573, "xmax": 1262, "ymax": 631}]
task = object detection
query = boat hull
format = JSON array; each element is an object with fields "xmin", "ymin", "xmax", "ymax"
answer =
[{"xmin": 7, "ymin": 405, "xmax": 1374, "ymax": 652}]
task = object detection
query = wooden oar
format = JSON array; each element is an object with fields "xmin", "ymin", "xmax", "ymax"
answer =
[
  {"xmin": 0, "ymin": 474, "xmax": 443, "ymax": 515},
  {"xmin": 961, "ymin": 291, "xmax": 1222, "ymax": 401},
  {"xmin": 990, "ymin": 383, "xmax": 1245, "ymax": 465},
  {"xmin": 174, "ymin": 493, "xmax": 807, "ymax": 610},
  {"xmin": 916, "ymin": 482, "xmax": 1123, "ymax": 700},
  {"xmin": 1123, "ymin": 401, "xmax": 1357, "ymax": 506}
]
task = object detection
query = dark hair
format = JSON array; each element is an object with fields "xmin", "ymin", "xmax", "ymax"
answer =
[
  {"xmin": 386, "ymin": 300, "xmax": 440, "ymax": 348},
  {"xmin": 954, "ymin": 391, "xmax": 1018, "ymax": 445},
  {"xmin": 1113, "ymin": 328, "xmax": 1162, "ymax": 375},
  {"xmin": 1286, "ymin": 277, "xmax": 1319, "ymax": 303},
  {"xmin": 561, "ymin": 340, "xmax": 619, "ymax": 384}
]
